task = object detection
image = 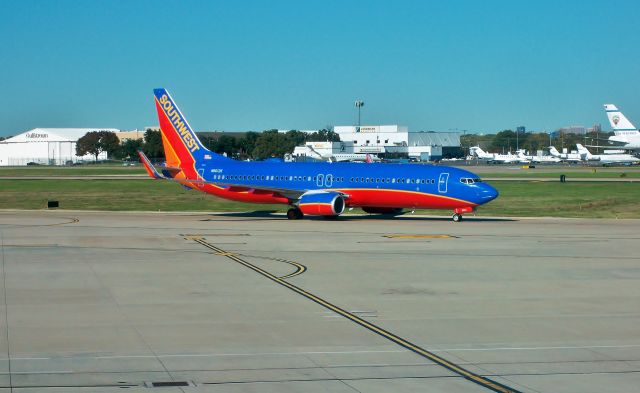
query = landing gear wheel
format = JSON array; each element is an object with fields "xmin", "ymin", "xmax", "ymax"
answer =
[
  {"xmin": 287, "ymin": 208, "xmax": 304, "ymax": 220},
  {"xmin": 452, "ymin": 213, "xmax": 463, "ymax": 222}
]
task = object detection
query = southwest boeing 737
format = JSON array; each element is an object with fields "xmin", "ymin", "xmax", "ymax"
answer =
[{"xmin": 139, "ymin": 88, "xmax": 498, "ymax": 222}]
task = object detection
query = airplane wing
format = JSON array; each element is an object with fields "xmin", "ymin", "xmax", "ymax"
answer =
[{"xmin": 137, "ymin": 150, "xmax": 338, "ymax": 202}]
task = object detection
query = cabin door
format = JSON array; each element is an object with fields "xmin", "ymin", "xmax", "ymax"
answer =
[
  {"xmin": 438, "ymin": 173, "xmax": 449, "ymax": 193},
  {"xmin": 197, "ymin": 169, "xmax": 205, "ymax": 188}
]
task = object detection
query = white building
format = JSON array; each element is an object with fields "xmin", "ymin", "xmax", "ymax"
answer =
[
  {"xmin": 292, "ymin": 141, "xmax": 354, "ymax": 158},
  {"xmin": 0, "ymin": 128, "xmax": 118, "ymax": 166},
  {"xmin": 333, "ymin": 125, "xmax": 461, "ymax": 161},
  {"xmin": 290, "ymin": 141, "xmax": 379, "ymax": 162}
]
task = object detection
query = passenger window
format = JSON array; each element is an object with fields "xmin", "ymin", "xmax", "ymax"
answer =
[{"xmin": 391, "ymin": 178, "xmax": 396, "ymax": 183}]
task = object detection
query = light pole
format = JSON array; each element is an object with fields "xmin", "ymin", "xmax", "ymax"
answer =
[{"xmin": 355, "ymin": 100, "xmax": 364, "ymax": 129}]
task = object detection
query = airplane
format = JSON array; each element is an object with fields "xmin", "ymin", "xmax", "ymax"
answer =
[
  {"xmin": 138, "ymin": 88, "xmax": 499, "ymax": 222},
  {"xmin": 548, "ymin": 146, "xmax": 582, "ymax": 162},
  {"xmin": 515, "ymin": 149, "xmax": 561, "ymax": 163},
  {"xmin": 604, "ymin": 104, "xmax": 640, "ymax": 151},
  {"xmin": 291, "ymin": 145, "xmax": 380, "ymax": 162},
  {"xmin": 576, "ymin": 144, "xmax": 640, "ymax": 165},
  {"xmin": 469, "ymin": 146, "xmax": 524, "ymax": 164}
]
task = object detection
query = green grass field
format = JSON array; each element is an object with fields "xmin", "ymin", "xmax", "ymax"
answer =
[
  {"xmin": 1, "ymin": 179, "xmax": 638, "ymax": 218},
  {"xmin": 2, "ymin": 165, "xmax": 640, "ymax": 178},
  {"xmin": 480, "ymin": 171, "xmax": 640, "ymax": 178},
  {"xmin": 0, "ymin": 166, "xmax": 146, "ymax": 176}
]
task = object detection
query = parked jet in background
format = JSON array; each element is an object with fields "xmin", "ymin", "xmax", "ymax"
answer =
[
  {"xmin": 470, "ymin": 146, "xmax": 524, "ymax": 163},
  {"xmin": 604, "ymin": 104, "xmax": 640, "ymax": 151},
  {"xmin": 290, "ymin": 145, "xmax": 380, "ymax": 162},
  {"xmin": 549, "ymin": 146, "xmax": 582, "ymax": 162},
  {"xmin": 576, "ymin": 144, "xmax": 640, "ymax": 165},
  {"xmin": 139, "ymin": 88, "xmax": 498, "ymax": 222},
  {"xmin": 516, "ymin": 150, "xmax": 561, "ymax": 163}
]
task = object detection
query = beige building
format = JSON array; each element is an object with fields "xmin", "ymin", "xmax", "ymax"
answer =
[{"xmin": 115, "ymin": 130, "xmax": 144, "ymax": 142}]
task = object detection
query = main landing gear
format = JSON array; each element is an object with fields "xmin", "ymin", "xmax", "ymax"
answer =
[
  {"xmin": 452, "ymin": 213, "xmax": 463, "ymax": 222},
  {"xmin": 287, "ymin": 208, "xmax": 304, "ymax": 220}
]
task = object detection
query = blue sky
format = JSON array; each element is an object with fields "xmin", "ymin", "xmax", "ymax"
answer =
[{"xmin": 1, "ymin": 0, "xmax": 639, "ymax": 136}]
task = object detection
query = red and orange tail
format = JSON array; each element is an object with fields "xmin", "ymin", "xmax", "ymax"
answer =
[{"xmin": 153, "ymin": 88, "xmax": 228, "ymax": 179}]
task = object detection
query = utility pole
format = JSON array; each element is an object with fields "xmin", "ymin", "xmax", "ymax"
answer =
[{"xmin": 355, "ymin": 100, "xmax": 364, "ymax": 130}]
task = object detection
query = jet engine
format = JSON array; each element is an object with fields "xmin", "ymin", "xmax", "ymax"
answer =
[{"xmin": 298, "ymin": 191, "xmax": 346, "ymax": 216}]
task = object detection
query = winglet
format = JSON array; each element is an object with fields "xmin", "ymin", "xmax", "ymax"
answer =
[{"xmin": 138, "ymin": 150, "xmax": 163, "ymax": 179}]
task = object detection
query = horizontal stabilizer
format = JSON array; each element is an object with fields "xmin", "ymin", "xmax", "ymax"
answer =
[{"xmin": 138, "ymin": 150, "xmax": 163, "ymax": 179}]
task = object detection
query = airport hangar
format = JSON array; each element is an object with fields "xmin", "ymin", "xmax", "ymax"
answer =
[
  {"xmin": 0, "ymin": 128, "xmax": 142, "ymax": 166},
  {"xmin": 292, "ymin": 126, "xmax": 462, "ymax": 161}
]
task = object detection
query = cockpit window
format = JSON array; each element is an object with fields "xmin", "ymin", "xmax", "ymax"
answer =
[{"xmin": 460, "ymin": 177, "xmax": 483, "ymax": 184}]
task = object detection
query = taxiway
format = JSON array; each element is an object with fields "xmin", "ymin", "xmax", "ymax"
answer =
[{"xmin": 0, "ymin": 211, "xmax": 638, "ymax": 392}]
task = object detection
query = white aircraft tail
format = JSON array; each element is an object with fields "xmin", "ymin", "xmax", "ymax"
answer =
[
  {"xmin": 575, "ymin": 144, "xmax": 593, "ymax": 160},
  {"xmin": 470, "ymin": 146, "xmax": 492, "ymax": 159},
  {"xmin": 548, "ymin": 146, "xmax": 561, "ymax": 157},
  {"xmin": 604, "ymin": 104, "xmax": 639, "ymax": 135}
]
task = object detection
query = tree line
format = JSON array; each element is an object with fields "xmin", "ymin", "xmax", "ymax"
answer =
[
  {"xmin": 75, "ymin": 128, "xmax": 340, "ymax": 161},
  {"xmin": 75, "ymin": 128, "xmax": 615, "ymax": 162},
  {"xmin": 460, "ymin": 129, "xmax": 614, "ymax": 155}
]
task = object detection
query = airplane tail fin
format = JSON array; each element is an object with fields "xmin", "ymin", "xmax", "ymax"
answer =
[
  {"xmin": 470, "ymin": 146, "xmax": 489, "ymax": 158},
  {"xmin": 604, "ymin": 104, "xmax": 638, "ymax": 135},
  {"xmin": 153, "ymin": 88, "xmax": 229, "ymax": 179},
  {"xmin": 576, "ymin": 143, "xmax": 592, "ymax": 159},
  {"xmin": 548, "ymin": 146, "xmax": 560, "ymax": 157}
]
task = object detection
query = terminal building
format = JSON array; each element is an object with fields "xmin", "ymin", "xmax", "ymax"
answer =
[
  {"xmin": 0, "ymin": 128, "xmax": 121, "ymax": 166},
  {"xmin": 332, "ymin": 125, "xmax": 461, "ymax": 161}
]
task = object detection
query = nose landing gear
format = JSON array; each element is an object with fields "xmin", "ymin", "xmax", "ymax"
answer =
[{"xmin": 452, "ymin": 206, "xmax": 474, "ymax": 222}]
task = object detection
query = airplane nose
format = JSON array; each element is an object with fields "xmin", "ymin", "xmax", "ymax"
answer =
[{"xmin": 477, "ymin": 184, "xmax": 499, "ymax": 203}]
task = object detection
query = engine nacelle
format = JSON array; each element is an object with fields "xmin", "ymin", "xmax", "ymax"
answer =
[{"xmin": 298, "ymin": 191, "xmax": 345, "ymax": 216}]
